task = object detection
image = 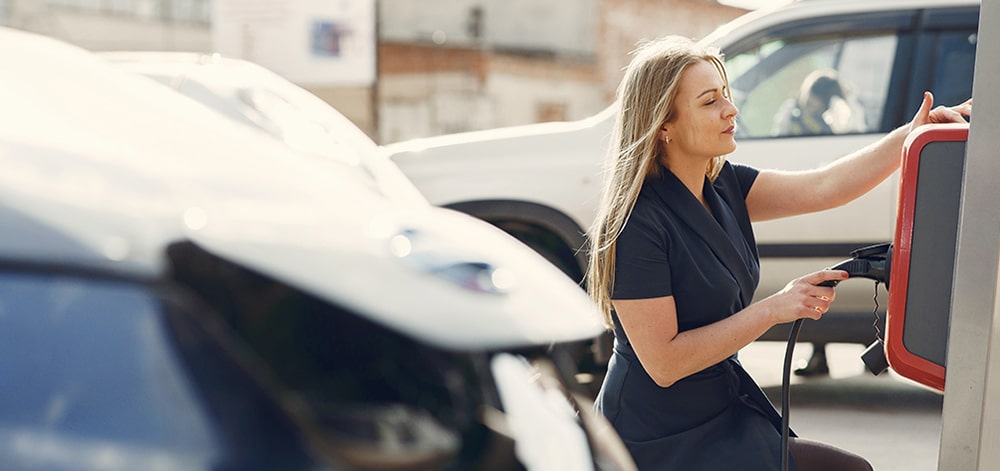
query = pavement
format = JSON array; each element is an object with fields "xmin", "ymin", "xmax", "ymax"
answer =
[
  {"xmin": 741, "ymin": 341, "xmax": 944, "ymax": 471},
  {"xmin": 576, "ymin": 340, "xmax": 945, "ymax": 469}
]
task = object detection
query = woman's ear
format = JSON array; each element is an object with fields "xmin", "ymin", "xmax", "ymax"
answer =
[{"xmin": 660, "ymin": 126, "xmax": 670, "ymax": 144}]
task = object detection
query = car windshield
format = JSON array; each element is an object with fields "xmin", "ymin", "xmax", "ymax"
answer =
[
  {"xmin": 104, "ymin": 53, "xmax": 428, "ymax": 206},
  {"xmin": 216, "ymin": 69, "xmax": 428, "ymax": 205},
  {"xmin": 0, "ymin": 272, "xmax": 221, "ymax": 468},
  {"xmin": 225, "ymin": 65, "xmax": 378, "ymax": 164}
]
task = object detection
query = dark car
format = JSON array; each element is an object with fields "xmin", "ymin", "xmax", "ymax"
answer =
[{"xmin": 0, "ymin": 28, "xmax": 634, "ymax": 470}]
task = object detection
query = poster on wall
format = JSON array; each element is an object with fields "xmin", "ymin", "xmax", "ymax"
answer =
[{"xmin": 212, "ymin": 0, "xmax": 375, "ymax": 86}]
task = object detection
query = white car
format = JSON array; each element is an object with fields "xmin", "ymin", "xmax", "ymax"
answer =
[
  {"xmin": 384, "ymin": 0, "xmax": 979, "ymax": 371},
  {"xmin": 100, "ymin": 50, "xmax": 425, "ymax": 206},
  {"xmin": 2, "ymin": 29, "xmax": 635, "ymax": 470}
]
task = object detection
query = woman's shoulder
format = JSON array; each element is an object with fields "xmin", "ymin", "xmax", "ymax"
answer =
[
  {"xmin": 629, "ymin": 189, "xmax": 666, "ymax": 222},
  {"xmin": 719, "ymin": 160, "xmax": 758, "ymax": 179},
  {"xmin": 622, "ymin": 180, "xmax": 676, "ymax": 240},
  {"xmin": 717, "ymin": 161, "xmax": 759, "ymax": 199},
  {"xmin": 616, "ymin": 187, "xmax": 674, "ymax": 268},
  {"xmin": 631, "ymin": 177, "xmax": 671, "ymax": 216}
]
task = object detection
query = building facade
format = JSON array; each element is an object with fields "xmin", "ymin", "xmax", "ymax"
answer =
[
  {"xmin": 2, "ymin": 0, "xmax": 745, "ymax": 143},
  {"xmin": 377, "ymin": 0, "xmax": 745, "ymax": 143},
  {"xmin": 4, "ymin": 0, "xmax": 210, "ymax": 50}
]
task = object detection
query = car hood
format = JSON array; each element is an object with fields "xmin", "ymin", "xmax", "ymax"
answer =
[
  {"xmin": 0, "ymin": 27, "xmax": 605, "ymax": 351},
  {"xmin": 192, "ymin": 204, "xmax": 604, "ymax": 350}
]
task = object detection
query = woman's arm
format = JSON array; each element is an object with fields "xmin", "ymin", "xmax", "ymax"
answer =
[
  {"xmin": 745, "ymin": 92, "xmax": 972, "ymax": 222},
  {"xmin": 615, "ymin": 269, "xmax": 847, "ymax": 387}
]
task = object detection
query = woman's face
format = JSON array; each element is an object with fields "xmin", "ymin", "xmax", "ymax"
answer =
[{"xmin": 662, "ymin": 60, "xmax": 739, "ymax": 164}]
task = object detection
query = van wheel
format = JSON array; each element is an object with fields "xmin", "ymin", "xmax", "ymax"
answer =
[
  {"xmin": 493, "ymin": 221, "xmax": 608, "ymax": 394},
  {"xmin": 496, "ymin": 221, "xmax": 583, "ymax": 283}
]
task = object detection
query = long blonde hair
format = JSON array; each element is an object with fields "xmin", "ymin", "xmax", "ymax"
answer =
[{"xmin": 586, "ymin": 36, "xmax": 731, "ymax": 329}]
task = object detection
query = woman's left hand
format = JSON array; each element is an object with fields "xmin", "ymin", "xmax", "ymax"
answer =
[{"xmin": 909, "ymin": 91, "xmax": 973, "ymax": 133}]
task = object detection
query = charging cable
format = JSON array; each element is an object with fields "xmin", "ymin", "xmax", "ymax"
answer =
[
  {"xmin": 781, "ymin": 277, "xmax": 885, "ymax": 471},
  {"xmin": 780, "ymin": 318, "xmax": 803, "ymax": 471}
]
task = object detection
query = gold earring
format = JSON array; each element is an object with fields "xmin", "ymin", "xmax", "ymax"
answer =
[{"xmin": 664, "ymin": 136, "xmax": 670, "ymax": 144}]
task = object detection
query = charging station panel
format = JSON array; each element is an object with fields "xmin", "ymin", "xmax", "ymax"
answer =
[{"xmin": 887, "ymin": 123, "xmax": 968, "ymax": 392}]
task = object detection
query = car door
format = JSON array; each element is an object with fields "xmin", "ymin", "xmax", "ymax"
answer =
[{"xmin": 715, "ymin": 8, "xmax": 919, "ymax": 320}]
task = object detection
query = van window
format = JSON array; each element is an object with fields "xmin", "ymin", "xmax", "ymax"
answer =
[
  {"xmin": 928, "ymin": 30, "xmax": 977, "ymax": 108},
  {"xmin": 726, "ymin": 33, "xmax": 898, "ymax": 139}
]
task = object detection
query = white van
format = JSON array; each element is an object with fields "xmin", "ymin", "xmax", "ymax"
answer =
[{"xmin": 385, "ymin": 0, "xmax": 979, "ymax": 372}]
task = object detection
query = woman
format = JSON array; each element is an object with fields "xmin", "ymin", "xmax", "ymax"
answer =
[{"xmin": 587, "ymin": 36, "xmax": 971, "ymax": 470}]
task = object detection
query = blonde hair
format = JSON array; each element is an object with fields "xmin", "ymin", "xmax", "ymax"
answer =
[{"xmin": 586, "ymin": 36, "xmax": 731, "ymax": 329}]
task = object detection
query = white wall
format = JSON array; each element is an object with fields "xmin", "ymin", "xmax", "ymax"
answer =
[{"xmin": 379, "ymin": 0, "xmax": 598, "ymax": 56}]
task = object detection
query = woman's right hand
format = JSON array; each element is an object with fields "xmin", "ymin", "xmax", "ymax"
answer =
[
  {"xmin": 908, "ymin": 91, "xmax": 972, "ymax": 133},
  {"xmin": 759, "ymin": 269, "xmax": 848, "ymax": 325}
]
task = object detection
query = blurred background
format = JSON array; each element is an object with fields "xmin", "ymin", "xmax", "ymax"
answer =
[{"xmin": 1, "ymin": 0, "xmax": 790, "ymax": 144}]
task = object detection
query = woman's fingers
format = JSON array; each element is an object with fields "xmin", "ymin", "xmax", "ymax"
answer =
[
  {"xmin": 795, "ymin": 300, "xmax": 825, "ymax": 320},
  {"xmin": 913, "ymin": 92, "xmax": 972, "ymax": 126},
  {"xmin": 804, "ymin": 288, "xmax": 833, "ymax": 315},
  {"xmin": 930, "ymin": 105, "xmax": 968, "ymax": 123},
  {"xmin": 946, "ymin": 100, "xmax": 971, "ymax": 120},
  {"xmin": 803, "ymin": 268, "xmax": 848, "ymax": 286},
  {"xmin": 911, "ymin": 91, "xmax": 935, "ymax": 128},
  {"xmin": 775, "ymin": 272, "xmax": 839, "ymax": 320},
  {"xmin": 954, "ymin": 98, "xmax": 973, "ymax": 114},
  {"xmin": 769, "ymin": 269, "xmax": 848, "ymax": 323}
]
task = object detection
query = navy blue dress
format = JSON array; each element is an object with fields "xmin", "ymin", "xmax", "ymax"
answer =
[{"xmin": 595, "ymin": 161, "xmax": 797, "ymax": 470}]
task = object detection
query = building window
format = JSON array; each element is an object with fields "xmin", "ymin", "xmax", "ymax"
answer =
[
  {"xmin": 168, "ymin": 0, "xmax": 210, "ymax": 23},
  {"xmin": 43, "ymin": 0, "xmax": 211, "ymax": 23}
]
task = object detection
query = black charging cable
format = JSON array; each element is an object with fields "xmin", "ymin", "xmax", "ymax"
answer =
[
  {"xmin": 780, "ymin": 318, "xmax": 803, "ymax": 471},
  {"xmin": 779, "ymin": 245, "xmax": 890, "ymax": 469},
  {"xmin": 782, "ymin": 276, "xmax": 840, "ymax": 471},
  {"xmin": 780, "ymin": 270, "xmax": 874, "ymax": 470}
]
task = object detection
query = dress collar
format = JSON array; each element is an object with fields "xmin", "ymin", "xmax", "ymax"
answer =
[{"xmin": 647, "ymin": 164, "xmax": 757, "ymax": 307}]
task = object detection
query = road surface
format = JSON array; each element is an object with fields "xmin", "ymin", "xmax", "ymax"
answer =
[{"xmin": 741, "ymin": 342, "xmax": 944, "ymax": 471}]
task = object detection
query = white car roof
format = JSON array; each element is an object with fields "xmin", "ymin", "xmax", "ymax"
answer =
[
  {"xmin": 704, "ymin": 0, "xmax": 979, "ymax": 47},
  {"xmin": 0, "ymin": 28, "xmax": 604, "ymax": 350}
]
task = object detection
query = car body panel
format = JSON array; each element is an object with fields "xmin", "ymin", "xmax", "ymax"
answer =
[
  {"xmin": 0, "ymin": 28, "xmax": 605, "ymax": 352},
  {"xmin": 385, "ymin": 108, "xmax": 614, "ymax": 232}
]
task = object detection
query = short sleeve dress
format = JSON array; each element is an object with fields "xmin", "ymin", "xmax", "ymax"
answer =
[{"xmin": 595, "ymin": 161, "xmax": 798, "ymax": 470}]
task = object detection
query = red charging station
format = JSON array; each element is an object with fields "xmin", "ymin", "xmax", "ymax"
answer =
[{"xmin": 886, "ymin": 123, "xmax": 969, "ymax": 392}]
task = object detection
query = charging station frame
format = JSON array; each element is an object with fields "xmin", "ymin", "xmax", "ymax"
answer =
[{"xmin": 886, "ymin": 123, "xmax": 969, "ymax": 392}]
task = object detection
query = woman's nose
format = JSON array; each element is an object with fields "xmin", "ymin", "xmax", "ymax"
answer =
[{"xmin": 724, "ymin": 99, "xmax": 739, "ymax": 119}]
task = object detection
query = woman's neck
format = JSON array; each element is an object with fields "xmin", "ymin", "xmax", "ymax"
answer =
[{"xmin": 662, "ymin": 156, "xmax": 710, "ymax": 207}]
